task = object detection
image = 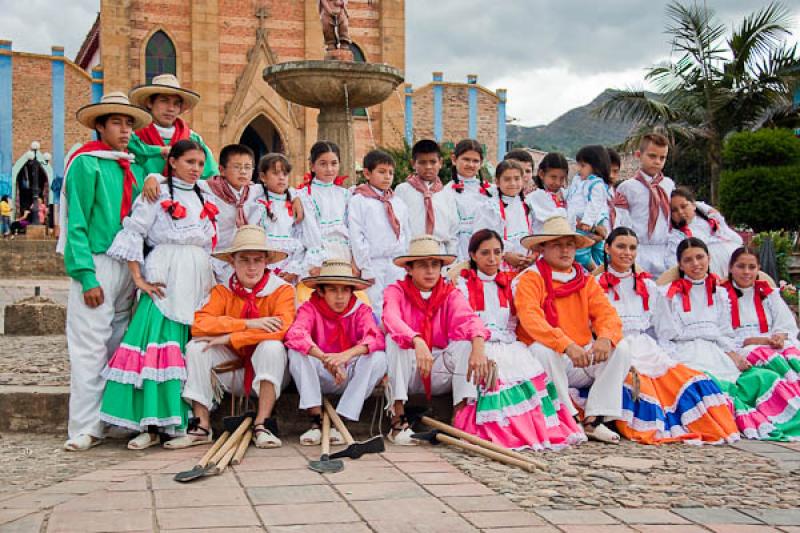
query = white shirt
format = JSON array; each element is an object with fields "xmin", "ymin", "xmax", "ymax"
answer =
[
  {"xmin": 730, "ymin": 283, "xmax": 799, "ymax": 350},
  {"xmin": 473, "ymin": 194, "xmax": 530, "ymax": 257},
  {"xmin": 443, "ymin": 176, "xmax": 497, "ymax": 261},
  {"xmin": 296, "ymin": 179, "xmax": 352, "ymax": 266},
  {"xmin": 526, "ymin": 188, "xmax": 567, "ymax": 234},
  {"xmin": 455, "ymin": 270, "xmax": 517, "ymax": 344},
  {"xmin": 394, "ymin": 181, "xmax": 458, "ymax": 255},
  {"xmin": 665, "ymin": 212, "xmax": 743, "ymax": 273},
  {"xmin": 566, "ymin": 175, "xmax": 611, "ymax": 231},
  {"xmin": 197, "ymin": 181, "xmax": 264, "ymax": 252},
  {"xmin": 613, "ymin": 172, "xmax": 676, "ymax": 245},
  {"xmin": 596, "ymin": 267, "xmax": 659, "ymax": 337},
  {"xmin": 246, "ymin": 190, "xmax": 309, "ymax": 277},
  {"xmin": 347, "ymin": 186, "xmax": 410, "ymax": 280}
]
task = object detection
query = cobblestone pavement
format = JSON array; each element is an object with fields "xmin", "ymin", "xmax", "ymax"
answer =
[
  {"xmin": 0, "ymin": 336, "xmax": 67, "ymax": 386},
  {"xmin": 1, "ymin": 436, "xmax": 800, "ymax": 532}
]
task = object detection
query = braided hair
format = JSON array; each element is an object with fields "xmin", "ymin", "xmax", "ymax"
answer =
[
  {"xmin": 676, "ymin": 237, "xmax": 710, "ymax": 278},
  {"xmin": 603, "ymin": 226, "xmax": 640, "ymax": 284},
  {"xmin": 495, "ymin": 159, "xmax": 529, "ymax": 216},
  {"xmin": 536, "ymin": 152, "xmax": 569, "ymax": 190},
  {"xmin": 258, "ymin": 153, "xmax": 294, "ymax": 222},
  {"xmin": 670, "ymin": 187, "xmax": 711, "ymax": 230},
  {"xmin": 727, "ymin": 246, "xmax": 759, "ymax": 297},
  {"xmin": 309, "ymin": 140, "xmax": 340, "ymax": 179},
  {"xmin": 451, "ymin": 139, "xmax": 491, "ymax": 197},
  {"xmin": 166, "ymin": 139, "xmax": 206, "ymax": 218}
]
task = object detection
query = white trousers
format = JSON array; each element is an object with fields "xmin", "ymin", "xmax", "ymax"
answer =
[
  {"xmin": 66, "ymin": 254, "xmax": 136, "ymax": 439},
  {"xmin": 182, "ymin": 340, "xmax": 289, "ymax": 409},
  {"xmin": 288, "ymin": 349, "xmax": 387, "ymax": 421},
  {"xmin": 385, "ymin": 337, "xmax": 474, "ymax": 406},
  {"xmin": 530, "ymin": 340, "xmax": 632, "ymax": 419},
  {"xmin": 637, "ymin": 242, "xmax": 670, "ymax": 278}
]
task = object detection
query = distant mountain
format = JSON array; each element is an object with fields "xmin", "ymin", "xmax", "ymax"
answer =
[{"xmin": 508, "ymin": 89, "xmax": 635, "ymax": 157}]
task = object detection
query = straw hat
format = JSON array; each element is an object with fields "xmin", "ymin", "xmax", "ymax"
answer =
[
  {"xmin": 657, "ymin": 266, "xmax": 777, "ymax": 287},
  {"xmin": 393, "ymin": 235, "xmax": 457, "ymax": 268},
  {"xmin": 212, "ymin": 225, "xmax": 288, "ymax": 265},
  {"xmin": 76, "ymin": 92, "xmax": 152, "ymax": 130},
  {"xmin": 302, "ymin": 259, "xmax": 371, "ymax": 290},
  {"xmin": 520, "ymin": 216, "xmax": 595, "ymax": 250},
  {"xmin": 129, "ymin": 74, "xmax": 201, "ymax": 111}
]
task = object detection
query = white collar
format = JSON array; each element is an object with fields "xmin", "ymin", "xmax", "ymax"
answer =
[
  {"xmin": 370, "ymin": 185, "xmax": 387, "ymax": 196},
  {"xmin": 608, "ymin": 266, "xmax": 633, "ymax": 278},
  {"xmin": 154, "ymin": 123, "xmax": 176, "ymax": 138},
  {"xmin": 420, "ymin": 290, "xmax": 432, "ymax": 300},
  {"xmin": 551, "ymin": 268, "xmax": 577, "ymax": 283},
  {"xmin": 477, "ymin": 270, "xmax": 497, "ymax": 282},
  {"xmin": 500, "ymin": 194, "xmax": 518, "ymax": 204}
]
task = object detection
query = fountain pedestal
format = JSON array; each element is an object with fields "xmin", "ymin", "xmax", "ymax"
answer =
[{"xmin": 263, "ymin": 60, "xmax": 403, "ymax": 181}]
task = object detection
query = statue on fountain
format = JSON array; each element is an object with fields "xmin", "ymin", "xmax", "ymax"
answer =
[{"xmin": 319, "ymin": 0, "xmax": 353, "ymax": 60}]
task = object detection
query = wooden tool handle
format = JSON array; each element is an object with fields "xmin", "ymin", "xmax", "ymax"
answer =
[
  {"xmin": 215, "ymin": 444, "xmax": 238, "ymax": 474},
  {"xmin": 231, "ymin": 429, "xmax": 252, "ymax": 466},
  {"xmin": 422, "ymin": 416, "xmax": 546, "ymax": 470},
  {"xmin": 321, "ymin": 411, "xmax": 331, "ymax": 455},
  {"xmin": 212, "ymin": 417, "xmax": 253, "ymax": 465},
  {"xmin": 323, "ymin": 399, "xmax": 354, "ymax": 444},
  {"xmin": 199, "ymin": 431, "xmax": 229, "ymax": 467},
  {"xmin": 436, "ymin": 433, "xmax": 537, "ymax": 472}
]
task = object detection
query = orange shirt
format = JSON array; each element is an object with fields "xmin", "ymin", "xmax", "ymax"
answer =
[
  {"xmin": 514, "ymin": 268, "xmax": 622, "ymax": 353},
  {"xmin": 192, "ymin": 282, "xmax": 296, "ymax": 354}
]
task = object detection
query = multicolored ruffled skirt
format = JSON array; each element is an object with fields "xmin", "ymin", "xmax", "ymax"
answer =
[{"xmin": 453, "ymin": 341, "xmax": 586, "ymax": 450}]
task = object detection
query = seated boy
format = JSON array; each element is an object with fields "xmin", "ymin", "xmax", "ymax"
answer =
[
  {"xmin": 348, "ymin": 149, "xmax": 410, "ymax": 318},
  {"xmin": 128, "ymin": 73, "xmax": 218, "ymax": 179},
  {"xmin": 382, "ymin": 235, "xmax": 490, "ymax": 445},
  {"xmin": 514, "ymin": 216, "xmax": 629, "ymax": 443},
  {"xmin": 176, "ymin": 226, "xmax": 295, "ymax": 449},
  {"xmin": 286, "ymin": 259, "xmax": 387, "ymax": 445}
]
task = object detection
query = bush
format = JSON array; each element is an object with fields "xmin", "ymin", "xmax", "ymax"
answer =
[
  {"xmin": 723, "ymin": 129, "xmax": 800, "ymax": 171},
  {"xmin": 719, "ymin": 164, "xmax": 800, "ymax": 232}
]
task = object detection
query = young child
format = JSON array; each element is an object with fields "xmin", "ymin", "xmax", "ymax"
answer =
[
  {"xmin": 382, "ymin": 235, "xmax": 490, "ymax": 445},
  {"xmin": 528, "ymin": 152, "xmax": 568, "ymax": 234},
  {"xmin": 179, "ymin": 225, "xmax": 295, "ymax": 449},
  {"xmin": 666, "ymin": 187, "xmax": 742, "ymax": 277},
  {"xmin": 598, "ymin": 227, "xmax": 739, "ymax": 444},
  {"xmin": 450, "ymin": 229, "xmax": 586, "ymax": 450},
  {"xmin": 656, "ymin": 239, "xmax": 800, "ymax": 441},
  {"xmin": 99, "ymin": 139, "xmax": 218, "ymax": 450},
  {"xmin": 504, "ymin": 149, "xmax": 536, "ymax": 195},
  {"xmin": 473, "ymin": 160, "xmax": 533, "ymax": 272},
  {"xmin": 611, "ymin": 133, "xmax": 674, "ymax": 276},
  {"xmin": 248, "ymin": 153, "xmax": 308, "ymax": 285},
  {"xmin": 444, "ymin": 139, "xmax": 495, "ymax": 261},
  {"xmin": 128, "ymin": 74, "xmax": 218, "ymax": 179},
  {"xmin": 348, "ymin": 149, "xmax": 410, "ymax": 317},
  {"xmin": 566, "ymin": 145, "xmax": 613, "ymax": 269},
  {"xmin": 607, "ymin": 148, "xmax": 622, "ymax": 188},
  {"xmin": 286, "ymin": 260, "xmax": 387, "ymax": 444},
  {"xmin": 59, "ymin": 92, "xmax": 151, "ymax": 451},
  {"xmin": 394, "ymin": 139, "xmax": 458, "ymax": 255},
  {"xmin": 0, "ymin": 195, "xmax": 11, "ymax": 237},
  {"xmin": 199, "ymin": 144, "xmax": 263, "ymax": 284},
  {"xmin": 514, "ymin": 216, "xmax": 630, "ymax": 443},
  {"xmin": 296, "ymin": 141, "xmax": 351, "ymax": 273}
]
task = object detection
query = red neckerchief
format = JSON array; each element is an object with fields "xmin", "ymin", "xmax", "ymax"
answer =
[
  {"xmin": 228, "ymin": 272, "xmax": 271, "ymax": 396},
  {"xmin": 397, "ymin": 275, "xmax": 455, "ymax": 399},
  {"xmin": 549, "ymin": 191, "xmax": 566, "ymax": 209},
  {"xmin": 599, "ymin": 269, "xmax": 652, "ymax": 310},
  {"xmin": 207, "ymin": 176, "xmax": 249, "ymax": 227},
  {"xmin": 406, "ymin": 174, "xmax": 443, "ymax": 234},
  {"xmin": 722, "ymin": 280, "xmax": 773, "ymax": 333},
  {"xmin": 309, "ymin": 291, "xmax": 358, "ymax": 352},
  {"xmin": 297, "ymin": 172, "xmax": 347, "ymax": 194},
  {"xmin": 353, "ymin": 184, "xmax": 401, "ymax": 238},
  {"xmin": 67, "ymin": 141, "xmax": 137, "ymax": 222},
  {"xmin": 461, "ymin": 269, "xmax": 514, "ymax": 312},
  {"xmin": 667, "ymin": 274, "xmax": 718, "ymax": 312},
  {"xmin": 135, "ymin": 118, "xmax": 191, "ymax": 174},
  {"xmin": 498, "ymin": 196, "xmax": 531, "ymax": 240},
  {"xmin": 634, "ymin": 170, "xmax": 670, "ymax": 238},
  {"xmin": 535, "ymin": 258, "xmax": 587, "ymax": 327},
  {"xmin": 201, "ymin": 201, "xmax": 219, "ymax": 250}
]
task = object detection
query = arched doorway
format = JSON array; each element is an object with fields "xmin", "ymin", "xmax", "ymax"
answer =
[{"xmin": 240, "ymin": 115, "xmax": 284, "ymax": 181}]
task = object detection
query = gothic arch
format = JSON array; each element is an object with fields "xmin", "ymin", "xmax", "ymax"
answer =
[{"xmin": 139, "ymin": 27, "xmax": 181, "ymax": 83}]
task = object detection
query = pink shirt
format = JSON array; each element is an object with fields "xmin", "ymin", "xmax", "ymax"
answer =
[
  {"xmin": 285, "ymin": 300, "xmax": 385, "ymax": 354},
  {"xmin": 381, "ymin": 282, "xmax": 490, "ymax": 350}
]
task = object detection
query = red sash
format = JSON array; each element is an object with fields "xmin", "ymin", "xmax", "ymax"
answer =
[
  {"xmin": 228, "ymin": 273, "xmax": 271, "ymax": 396},
  {"xmin": 722, "ymin": 280, "xmax": 772, "ymax": 333}
]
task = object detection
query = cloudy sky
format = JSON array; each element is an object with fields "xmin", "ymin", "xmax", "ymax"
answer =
[{"xmin": 1, "ymin": 0, "xmax": 798, "ymax": 127}]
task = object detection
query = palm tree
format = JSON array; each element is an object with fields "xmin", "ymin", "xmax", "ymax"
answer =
[{"xmin": 596, "ymin": 1, "xmax": 800, "ymax": 203}]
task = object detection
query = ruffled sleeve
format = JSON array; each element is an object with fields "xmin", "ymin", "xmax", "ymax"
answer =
[{"xmin": 106, "ymin": 192, "xmax": 162, "ymax": 265}]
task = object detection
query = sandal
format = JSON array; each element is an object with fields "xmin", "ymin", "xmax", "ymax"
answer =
[
  {"xmin": 584, "ymin": 420, "xmax": 621, "ymax": 444},
  {"xmin": 253, "ymin": 418, "xmax": 282, "ymax": 449},
  {"xmin": 299, "ymin": 414, "xmax": 345, "ymax": 446},
  {"xmin": 388, "ymin": 416, "xmax": 417, "ymax": 446},
  {"xmin": 63, "ymin": 434, "xmax": 103, "ymax": 452},
  {"xmin": 163, "ymin": 419, "xmax": 212, "ymax": 449},
  {"xmin": 127, "ymin": 431, "xmax": 161, "ymax": 450}
]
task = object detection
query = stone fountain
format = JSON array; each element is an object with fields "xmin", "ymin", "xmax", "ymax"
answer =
[{"xmin": 262, "ymin": 3, "xmax": 403, "ymax": 180}]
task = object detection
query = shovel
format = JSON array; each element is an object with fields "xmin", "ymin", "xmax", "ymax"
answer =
[
  {"xmin": 308, "ymin": 410, "xmax": 345, "ymax": 474},
  {"xmin": 174, "ymin": 413, "xmax": 254, "ymax": 482},
  {"xmin": 173, "ymin": 430, "xmax": 231, "ymax": 482},
  {"xmin": 412, "ymin": 429, "xmax": 539, "ymax": 473},
  {"xmin": 323, "ymin": 399, "xmax": 385, "ymax": 459}
]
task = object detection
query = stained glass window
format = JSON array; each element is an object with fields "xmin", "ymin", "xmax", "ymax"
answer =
[
  {"xmin": 145, "ymin": 31, "xmax": 176, "ymax": 83},
  {"xmin": 350, "ymin": 43, "xmax": 367, "ymax": 118}
]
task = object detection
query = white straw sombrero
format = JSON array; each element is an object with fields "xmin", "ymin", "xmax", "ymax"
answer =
[{"xmin": 129, "ymin": 74, "xmax": 201, "ymax": 111}]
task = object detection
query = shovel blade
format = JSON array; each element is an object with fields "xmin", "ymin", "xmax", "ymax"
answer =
[
  {"xmin": 173, "ymin": 464, "xmax": 213, "ymax": 483},
  {"xmin": 329, "ymin": 435, "xmax": 385, "ymax": 460},
  {"xmin": 222, "ymin": 411, "xmax": 256, "ymax": 433},
  {"xmin": 308, "ymin": 454, "xmax": 344, "ymax": 473}
]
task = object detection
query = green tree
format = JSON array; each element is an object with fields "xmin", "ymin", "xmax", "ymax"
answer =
[{"xmin": 596, "ymin": 1, "xmax": 800, "ymax": 204}]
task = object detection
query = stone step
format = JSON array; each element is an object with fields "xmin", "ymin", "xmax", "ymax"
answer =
[{"xmin": 0, "ymin": 384, "xmax": 454, "ymax": 437}]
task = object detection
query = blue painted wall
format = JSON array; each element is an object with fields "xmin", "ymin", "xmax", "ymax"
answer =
[
  {"xmin": 51, "ymin": 48, "xmax": 65, "ymax": 180},
  {"xmin": 404, "ymin": 85, "xmax": 413, "ymax": 146},
  {"xmin": 497, "ymin": 89, "xmax": 507, "ymax": 161},
  {"xmin": 433, "ymin": 72, "xmax": 443, "ymax": 142},
  {"xmin": 0, "ymin": 42, "xmax": 12, "ymax": 198}
]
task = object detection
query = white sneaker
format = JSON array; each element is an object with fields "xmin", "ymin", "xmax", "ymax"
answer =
[{"xmin": 387, "ymin": 426, "xmax": 418, "ymax": 446}]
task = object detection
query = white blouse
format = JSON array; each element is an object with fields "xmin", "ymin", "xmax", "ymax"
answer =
[
  {"xmin": 566, "ymin": 175, "xmax": 610, "ymax": 231},
  {"xmin": 665, "ymin": 213, "xmax": 743, "ymax": 266},
  {"xmin": 455, "ymin": 270, "xmax": 517, "ymax": 344},
  {"xmin": 296, "ymin": 179, "xmax": 352, "ymax": 266},
  {"xmin": 246, "ymin": 190, "xmax": 309, "ymax": 277},
  {"xmin": 394, "ymin": 181, "xmax": 458, "ymax": 255},
  {"xmin": 613, "ymin": 173, "xmax": 676, "ymax": 245},
  {"xmin": 347, "ymin": 187, "xmax": 411, "ymax": 280},
  {"xmin": 473, "ymin": 194, "xmax": 531, "ymax": 257},
  {"xmin": 526, "ymin": 188, "xmax": 567, "ymax": 234},
  {"xmin": 596, "ymin": 267, "xmax": 659, "ymax": 337},
  {"xmin": 443, "ymin": 176, "xmax": 497, "ymax": 261},
  {"xmin": 730, "ymin": 283, "xmax": 799, "ymax": 349}
]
